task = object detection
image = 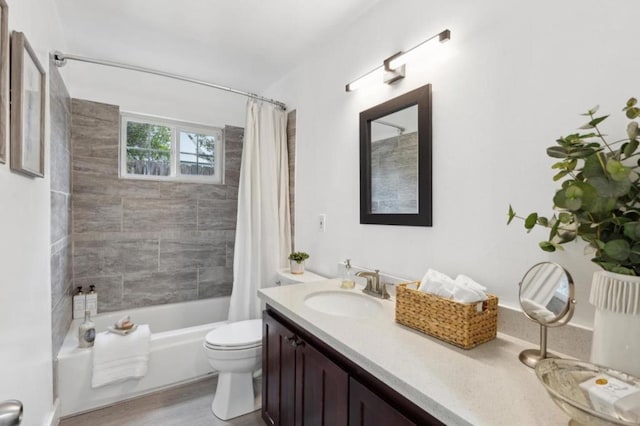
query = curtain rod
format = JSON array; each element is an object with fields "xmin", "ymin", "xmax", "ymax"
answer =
[{"xmin": 52, "ymin": 51, "xmax": 287, "ymax": 110}]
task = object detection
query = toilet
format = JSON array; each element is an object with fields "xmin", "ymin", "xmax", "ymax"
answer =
[{"xmin": 204, "ymin": 269, "xmax": 326, "ymax": 420}]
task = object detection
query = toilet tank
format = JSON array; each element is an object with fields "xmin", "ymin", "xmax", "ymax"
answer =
[{"xmin": 276, "ymin": 269, "xmax": 327, "ymax": 286}]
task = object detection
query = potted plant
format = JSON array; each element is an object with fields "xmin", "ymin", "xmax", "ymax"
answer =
[
  {"xmin": 508, "ymin": 97, "xmax": 640, "ymax": 376},
  {"xmin": 288, "ymin": 251, "xmax": 309, "ymax": 275}
]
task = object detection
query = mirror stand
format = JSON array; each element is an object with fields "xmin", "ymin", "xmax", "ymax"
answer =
[
  {"xmin": 517, "ymin": 262, "xmax": 576, "ymax": 369},
  {"xmin": 518, "ymin": 324, "xmax": 558, "ymax": 368}
]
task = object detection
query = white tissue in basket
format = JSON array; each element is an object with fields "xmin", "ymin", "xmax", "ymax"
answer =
[{"xmin": 418, "ymin": 269, "xmax": 487, "ymax": 303}]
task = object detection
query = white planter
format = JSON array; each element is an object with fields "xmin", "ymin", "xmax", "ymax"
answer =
[
  {"xmin": 290, "ymin": 260, "xmax": 305, "ymax": 275},
  {"xmin": 590, "ymin": 270, "xmax": 640, "ymax": 377}
]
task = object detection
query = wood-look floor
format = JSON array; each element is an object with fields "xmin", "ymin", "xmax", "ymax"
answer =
[{"xmin": 59, "ymin": 376, "xmax": 264, "ymax": 426}]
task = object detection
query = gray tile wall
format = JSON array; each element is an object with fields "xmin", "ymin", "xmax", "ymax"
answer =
[
  {"xmin": 287, "ymin": 110, "xmax": 296, "ymax": 249},
  {"xmin": 70, "ymin": 99, "xmax": 243, "ymax": 313},
  {"xmin": 50, "ymin": 57, "xmax": 72, "ymax": 400},
  {"xmin": 370, "ymin": 132, "xmax": 418, "ymax": 214}
]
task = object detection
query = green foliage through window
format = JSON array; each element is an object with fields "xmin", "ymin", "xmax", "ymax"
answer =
[{"xmin": 121, "ymin": 114, "xmax": 223, "ymax": 182}]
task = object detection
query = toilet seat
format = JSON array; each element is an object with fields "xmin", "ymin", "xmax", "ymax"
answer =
[{"xmin": 205, "ymin": 319, "xmax": 262, "ymax": 351}]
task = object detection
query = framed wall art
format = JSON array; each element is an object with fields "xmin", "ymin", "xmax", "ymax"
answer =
[
  {"xmin": 10, "ymin": 31, "xmax": 46, "ymax": 177},
  {"xmin": 0, "ymin": 0, "xmax": 8, "ymax": 164}
]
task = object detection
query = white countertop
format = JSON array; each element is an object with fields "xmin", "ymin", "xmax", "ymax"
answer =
[{"xmin": 258, "ymin": 279, "xmax": 570, "ymax": 426}]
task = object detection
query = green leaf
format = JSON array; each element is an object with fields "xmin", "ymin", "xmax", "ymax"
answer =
[
  {"xmin": 623, "ymin": 138, "xmax": 639, "ymax": 158},
  {"xmin": 606, "ymin": 159, "xmax": 631, "ymax": 181},
  {"xmin": 558, "ymin": 212, "xmax": 572, "ymax": 223},
  {"xmin": 525, "ymin": 213, "xmax": 538, "ymax": 230},
  {"xmin": 627, "ymin": 122, "xmax": 639, "ymax": 141},
  {"xmin": 629, "ymin": 243, "xmax": 640, "ymax": 264},
  {"xmin": 567, "ymin": 147, "xmax": 597, "ymax": 159},
  {"xmin": 582, "ymin": 154, "xmax": 606, "ymax": 178},
  {"xmin": 547, "ymin": 146, "xmax": 568, "ymax": 158},
  {"xmin": 537, "ymin": 217, "xmax": 549, "ymax": 227},
  {"xmin": 539, "ymin": 241, "xmax": 557, "ymax": 252},
  {"xmin": 603, "ymin": 239, "xmax": 631, "ymax": 261},
  {"xmin": 627, "ymin": 98, "xmax": 637, "ymax": 108},
  {"xmin": 623, "ymin": 222, "xmax": 640, "ymax": 241},
  {"xmin": 549, "ymin": 218, "xmax": 561, "ymax": 241},
  {"xmin": 611, "ymin": 266, "xmax": 636, "ymax": 275},
  {"xmin": 589, "ymin": 115, "xmax": 609, "ymax": 127},
  {"xmin": 507, "ymin": 205, "xmax": 516, "ymax": 225},
  {"xmin": 589, "ymin": 176, "xmax": 631, "ymax": 198},
  {"xmin": 553, "ymin": 170, "xmax": 569, "ymax": 181},
  {"xmin": 582, "ymin": 105, "xmax": 600, "ymax": 116},
  {"xmin": 626, "ymin": 107, "xmax": 640, "ymax": 119}
]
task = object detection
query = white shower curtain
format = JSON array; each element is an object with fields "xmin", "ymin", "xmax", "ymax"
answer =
[{"xmin": 228, "ymin": 99, "xmax": 291, "ymax": 321}]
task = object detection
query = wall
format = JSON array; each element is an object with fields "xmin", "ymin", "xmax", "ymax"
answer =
[
  {"xmin": 264, "ymin": 0, "xmax": 640, "ymax": 328},
  {"xmin": 71, "ymin": 99, "xmax": 242, "ymax": 312},
  {"xmin": 49, "ymin": 57, "xmax": 72, "ymax": 401},
  {"xmin": 0, "ymin": 0, "xmax": 67, "ymax": 424}
]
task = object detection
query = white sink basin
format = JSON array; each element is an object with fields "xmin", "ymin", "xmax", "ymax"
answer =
[{"xmin": 304, "ymin": 290, "xmax": 383, "ymax": 318}]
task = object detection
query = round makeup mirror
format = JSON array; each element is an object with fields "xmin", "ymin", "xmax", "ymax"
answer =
[{"xmin": 518, "ymin": 262, "xmax": 576, "ymax": 368}]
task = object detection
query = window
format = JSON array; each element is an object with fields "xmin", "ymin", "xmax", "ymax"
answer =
[{"xmin": 120, "ymin": 112, "xmax": 224, "ymax": 183}]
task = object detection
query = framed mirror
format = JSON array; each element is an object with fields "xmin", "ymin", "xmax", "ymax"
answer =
[{"xmin": 360, "ymin": 84, "xmax": 432, "ymax": 226}]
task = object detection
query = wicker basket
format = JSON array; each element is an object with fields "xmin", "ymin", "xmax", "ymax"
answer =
[{"xmin": 395, "ymin": 282, "xmax": 498, "ymax": 349}]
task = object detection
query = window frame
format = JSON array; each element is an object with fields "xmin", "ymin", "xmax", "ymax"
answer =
[{"xmin": 119, "ymin": 112, "xmax": 224, "ymax": 184}]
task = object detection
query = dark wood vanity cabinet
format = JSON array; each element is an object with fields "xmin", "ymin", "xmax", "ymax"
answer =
[
  {"xmin": 349, "ymin": 378, "xmax": 415, "ymax": 426},
  {"xmin": 262, "ymin": 308, "xmax": 443, "ymax": 426},
  {"xmin": 262, "ymin": 309, "xmax": 348, "ymax": 426}
]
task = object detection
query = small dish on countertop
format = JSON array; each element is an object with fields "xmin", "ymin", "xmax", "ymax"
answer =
[{"xmin": 107, "ymin": 324, "xmax": 138, "ymax": 336}]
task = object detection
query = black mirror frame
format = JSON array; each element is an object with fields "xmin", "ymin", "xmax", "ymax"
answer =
[{"xmin": 359, "ymin": 84, "xmax": 432, "ymax": 226}]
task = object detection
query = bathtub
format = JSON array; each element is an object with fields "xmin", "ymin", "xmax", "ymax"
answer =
[{"xmin": 57, "ymin": 297, "xmax": 230, "ymax": 417}]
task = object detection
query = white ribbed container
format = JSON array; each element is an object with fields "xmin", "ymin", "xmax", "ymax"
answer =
[{"xmin": 590, "ymin": 270, "xmax": 640, "ymax": 377}]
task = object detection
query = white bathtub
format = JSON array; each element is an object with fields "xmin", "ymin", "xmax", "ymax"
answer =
[{"xmin": 57, "ymin": 298, "xmax": 230, "ymax": 417}]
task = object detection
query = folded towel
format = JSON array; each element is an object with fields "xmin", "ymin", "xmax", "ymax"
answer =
[
  {"xmin": 454, "ymin": 274, "xmax": 487, "ymax": 293},
  {"xmin": 419, "ymin": 269, "xmax": 455, "ymax": 292},
  {"xmin": 419, "ymin": 269, "xmax": 487, "ymax": 303},
  {"xmin": 92, "ymin": 324, "xmax": 151, "ymax": 388}
]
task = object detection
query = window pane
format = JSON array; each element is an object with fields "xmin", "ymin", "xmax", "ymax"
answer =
[
  {"xmin": 126, "ymin": 121, "xmax": 171, "ymax": 176},
  {"xmin": 179, "ymin": 131, "xmax": 216, "ymax": 176}
]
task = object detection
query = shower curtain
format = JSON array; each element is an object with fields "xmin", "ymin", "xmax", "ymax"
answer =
[{"xmin": 228, "ymin": 99, "xmax": 291, "ymax": 321}]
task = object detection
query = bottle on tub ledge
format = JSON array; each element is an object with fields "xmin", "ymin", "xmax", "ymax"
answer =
[
  {"xmin": 78, "ymin": 310, "xmax": 96, "ymax": 348},
  {"xmin": 72, "ymin": 286, "xmax": 85, "ymax": 320},
  {"xmin": 86, "ymin": 285, "xmax": 98, "ymax": 317}
]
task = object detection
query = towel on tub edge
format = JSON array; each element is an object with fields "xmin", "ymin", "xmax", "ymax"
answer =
[{"xmin": 92, "ymin": 324, "xmax": 151, "ymax": 388}]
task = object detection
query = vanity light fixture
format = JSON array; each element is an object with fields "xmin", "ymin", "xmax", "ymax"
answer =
[{"xmin": 345, "ymin": 29, "xmax": 451, "ymax": 92}]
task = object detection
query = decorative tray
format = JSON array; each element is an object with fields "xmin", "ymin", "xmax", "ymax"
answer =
[{"xmin": 535, "ymin": 358, "xmax": 640, "ymax": 425}]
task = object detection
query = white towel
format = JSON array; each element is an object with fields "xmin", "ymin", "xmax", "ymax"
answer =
[
  {"xmin": 419, "ymin": 269, "xmax": 487, "ymax": 303},
  {"xmin": 454, "ymin": 274, "xmax": 487, "ymax": 293},
  {"xmin": 92, "ymin": 324, "xmax": 151, "ymax": 388}
]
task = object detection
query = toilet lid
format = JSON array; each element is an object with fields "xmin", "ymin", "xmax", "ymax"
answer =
[{"xmin": 205, "ymin": 319, "xmax": 262, "ymax": 349}]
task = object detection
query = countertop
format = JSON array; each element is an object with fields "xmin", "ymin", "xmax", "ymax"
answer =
[{"xmin": 258, "ymin": 279, "xmax": 570, "ymax": 426}]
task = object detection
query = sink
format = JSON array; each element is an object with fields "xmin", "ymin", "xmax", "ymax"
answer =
[{"xmin": 304, "ymin": 290, "xmax": 383, "ymax": 318}]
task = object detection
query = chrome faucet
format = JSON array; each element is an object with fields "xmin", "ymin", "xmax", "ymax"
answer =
[{"xmin": 355, "ymin": 269, "xmax": 390, "ymax": 299}]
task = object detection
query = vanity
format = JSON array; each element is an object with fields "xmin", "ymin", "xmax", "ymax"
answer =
[{"xmin": 258, "ymin": 279, "xmax": 570, "ymax": 426}]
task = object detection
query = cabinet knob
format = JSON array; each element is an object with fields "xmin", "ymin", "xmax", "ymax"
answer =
[{"xmin": 286, "ymin": 335, "xmax": 305, "ymax": 348}]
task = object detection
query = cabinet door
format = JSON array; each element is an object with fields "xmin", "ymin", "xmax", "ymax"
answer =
[
  {"xmin": 263, "ymin": 312, "xmax": 298, "ymax": 426},
  {"xmin": 295, "ymin": 339, "xmax": 348, "ymax": 426},
  {"xmin": 349, "ymin": 377, "xmax": 416, "ymax": 426}
]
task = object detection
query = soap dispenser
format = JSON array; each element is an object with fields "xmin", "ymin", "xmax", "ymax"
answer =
[
  {"xmin": 73, "ymin": 286, "xmax": 85, "ymax": 320},
  {"xmin": 340, "ymin": 259, "xmax": 355, "ymax": 289}
]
